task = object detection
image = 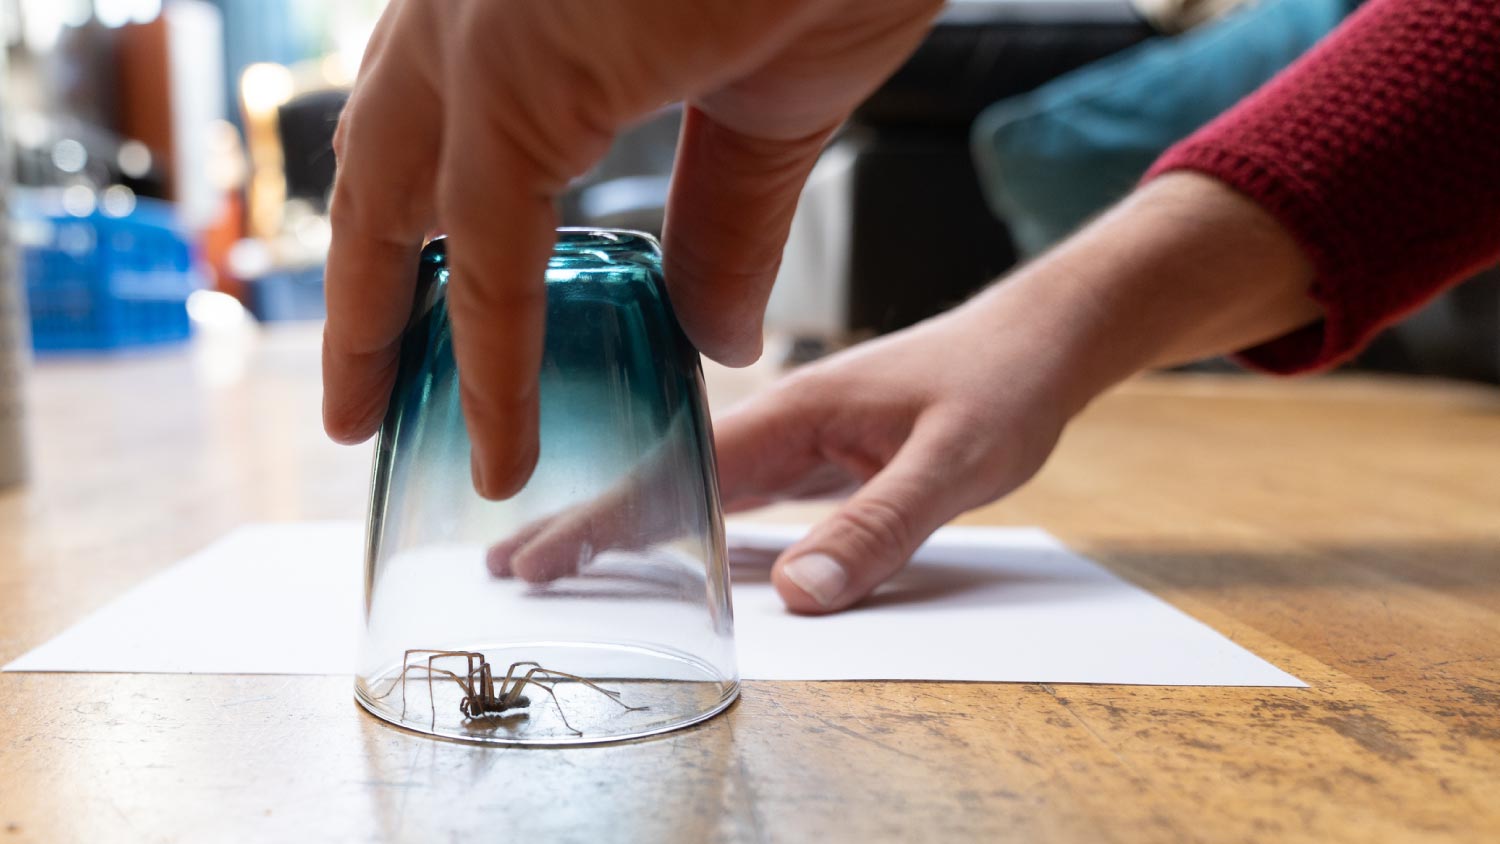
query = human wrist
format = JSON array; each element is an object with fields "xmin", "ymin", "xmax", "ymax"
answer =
[{"xmin": 963, "ymin": 173, "xmax": 1320, "ymax": 412}]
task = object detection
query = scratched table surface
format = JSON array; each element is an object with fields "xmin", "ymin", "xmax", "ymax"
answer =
[{"xmin": 0, "ymin": 325, "xmax": 1497, "ymax": 843}]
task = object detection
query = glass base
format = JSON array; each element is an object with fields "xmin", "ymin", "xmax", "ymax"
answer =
[{"xmin": 354, "ymin": 641, "xmax": 739, "ymax": 746}]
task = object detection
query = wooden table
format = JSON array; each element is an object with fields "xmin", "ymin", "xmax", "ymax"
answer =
[{"xmin": 1, "ymin": 326, "xmax": 1497, "ymax": 843}]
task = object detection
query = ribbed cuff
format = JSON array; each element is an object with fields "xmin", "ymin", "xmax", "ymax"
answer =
[{"xmin": 1143, "ymin": 142, "xmax": 1375, "ymax": 375}]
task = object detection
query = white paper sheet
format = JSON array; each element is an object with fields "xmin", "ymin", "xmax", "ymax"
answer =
[{"xmin": 3, "ymin": 521, "xmax": 1303, "ymax": 686}]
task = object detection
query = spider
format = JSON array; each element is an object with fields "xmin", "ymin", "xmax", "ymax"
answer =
[{"xmin": 373, "ymin": 649, "xmax": 646, "ymax": 736}]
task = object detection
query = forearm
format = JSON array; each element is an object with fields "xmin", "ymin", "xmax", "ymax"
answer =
[
  {"xmin": 1146, "ymin": 0, "xmax": 1500, "ymax": 373},
  {"xmin": 956, "ymin": 173, "xmax": 1319, "ymax": 416}
]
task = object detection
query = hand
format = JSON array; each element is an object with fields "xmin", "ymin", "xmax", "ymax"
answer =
[
  {"xmin": 481, "ymin": 299, "xmax": 1076, "ymax": 604},
  {"xmin": 713, "ymin": 300, "xmax": 1082, "ymax": 613},
  {"xmin": 718, "ymin": 173, "xmax": 1321, "ymax": 613},
  {"xmin": 321, "ymin": 0, "xmax": 943, "ymax": 499}
]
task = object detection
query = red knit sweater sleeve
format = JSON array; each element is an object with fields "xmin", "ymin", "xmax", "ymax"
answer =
[{"xmin": 1143, "ymin": 0, "xmax": 1500, "ymax": 374}]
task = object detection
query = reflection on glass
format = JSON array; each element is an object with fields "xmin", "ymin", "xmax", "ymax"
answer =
[{"xmin": 355, "ymin": 230, "xmax": 738, "ymax": 745}]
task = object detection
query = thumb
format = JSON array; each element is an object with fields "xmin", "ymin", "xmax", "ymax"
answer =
[{"xmin": 770, "ymin": 423, "xmax": 976, "ymax": 614}]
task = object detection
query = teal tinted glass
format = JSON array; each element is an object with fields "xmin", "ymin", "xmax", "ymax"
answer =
[{"xmin": 356, "ymin": 230, "xmax": 738, "ymax": 745}]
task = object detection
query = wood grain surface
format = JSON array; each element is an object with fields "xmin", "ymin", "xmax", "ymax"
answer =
[{"xmin": 1, "ymin": 326, "xmax": 1496, "ymax": 843}]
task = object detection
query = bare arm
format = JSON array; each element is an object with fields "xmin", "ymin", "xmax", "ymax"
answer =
[{"xmin": 963, "ymin": 172, "xmax": 1322, "ymax": 421}]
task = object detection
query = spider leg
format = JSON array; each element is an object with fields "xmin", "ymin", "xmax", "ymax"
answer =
[
  {"xmin": 525, "ymin": 667, "xmax": 647, "ymax": 712},
  {"xmin": 373, "ymin": 650, "xmax": 483, "ymax": 715},
  {"xmin": 496, "ymin": 661, "xmax": 544, "ymax": 706},
  {"xmin": 371, "ymin": 650, "xmax": 476, "ymax": 702},
  {"xmin": 425, "ymin": 652, "xmax": 487, "ymax": 727},
  {"xmin": 512, "ymin": 674, "xmax": 583, "ymax": 737},
  {"xmin": 456, "ymin": 661, "xmax": 504, "ymax": 715},
  {"xmin": 478, "ymin": 660, "xmax": 496, "ymax": 702},
  {"xmin": 372, "ymin": 663, "xmax": 473, "ymax": 721}
]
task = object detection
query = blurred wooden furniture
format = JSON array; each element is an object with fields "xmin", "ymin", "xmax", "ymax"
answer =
[{"xmin": 1, "ymin": 326, "xmax": 1496, "ymax": 842}]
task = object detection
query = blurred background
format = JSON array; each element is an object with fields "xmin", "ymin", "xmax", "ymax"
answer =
[{"xmin": 0, "ymin": 0, "xmax": 1495, "ymax": 410}]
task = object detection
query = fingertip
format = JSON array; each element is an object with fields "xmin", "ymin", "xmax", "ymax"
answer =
[
  {"xmin": 498, "ymin": 445, "xmax": 541, "ymax": 498},
  {"xmin": 484, "ymin": 542, "xmax": 515, "ymax": 578},
  {"xmin": 326, "ymin": 426, "xmax": 377, "ymax": 447},
  {"xmin": 698, "ymin": 329, "xmax": 765, "ymax": 368},
  {"xmin": 322, "ymin": 395, "xmax": 384, "ymax": 445},
  {"xmin": 510, "ymin": 544, "xmax": 575, "ymax": 584},
  {"xmin": 486, "ymin": 517, "xmax": 556, "ymax": 578},
  {"xmin": 463, "ymin": 388, "xmax": 542, "ymax": 500},
  {"xmin": 771, "ymin": 570, "xmax": 840, "ymax": 615},
  {"xmin": 663, "ymin": 273, "xmax": 769, "ymax": 368},
  {"xmin": 321, "ymin": 334, "xmax": 401, "ymax": 446},
  {"xmin": 471, "ymin": 433, "xmax": 540, "ymax": 501},
  {"xmin": 772, "ymin": 554, "xmax": 853, "ymax": 615}
]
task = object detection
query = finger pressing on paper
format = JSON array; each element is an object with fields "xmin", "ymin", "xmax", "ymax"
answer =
[{"xmin": 770, "ymin": 422, "xmax": 976, "ymax": 614}]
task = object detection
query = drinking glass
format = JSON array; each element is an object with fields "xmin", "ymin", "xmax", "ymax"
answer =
[{"xmin": 354, "ymin": 230, "xmax": 738, "ymax": 744}]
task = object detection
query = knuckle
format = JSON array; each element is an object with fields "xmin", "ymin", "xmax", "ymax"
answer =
[
  {"xmin": 925, "ymin": 407, "xmax": 1054, "ymax": 501},
  {"xmin": 331, "ymin": 113, "xmax": 350, "ymax": 161},
  {"xmin": 938, "ymin": 425, "xmax": 999, "ymax": 477},
  {"xmin": 927, "ymin": 407, "xmax": 1004, "ymax": 470},
  {"xmin": 326, "ymin": 195, "xmax": 386, "ymax": 243},
  {"xmin": 444, "ymin": 7, "xmax": 617, "ymax": 188},
  {"xmin": 834, "ymin": 494, "xmax": 918, "ymax": 565},
  {"xmin": 325, "ymin": 201, "xmax": 422, "ymax": 272},
  {"xmin": 326, "ymin": 142, "xmax": 435, "ymax": 239},
  {"xmin": 765, "ymin": 373, "xmax": 833, "ymax": 432}
]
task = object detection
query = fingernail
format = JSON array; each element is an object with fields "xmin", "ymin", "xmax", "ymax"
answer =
[{"xmin": 782, "ymin": 553, "xmax": 848, "ymax": 608}]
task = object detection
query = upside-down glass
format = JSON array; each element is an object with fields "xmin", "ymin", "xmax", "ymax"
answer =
[{"xmin": 354, "ymin": 230, "xmax": 738, "ymax": 745}]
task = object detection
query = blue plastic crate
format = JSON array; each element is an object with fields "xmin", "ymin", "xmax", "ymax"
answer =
[
  {"xmin": 18, "ymin": 197, "xmax": 202, "ymax": 353},
  {"xmin": 244, "ymin": 263, "xmax": 327, "ymax": 322}
]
